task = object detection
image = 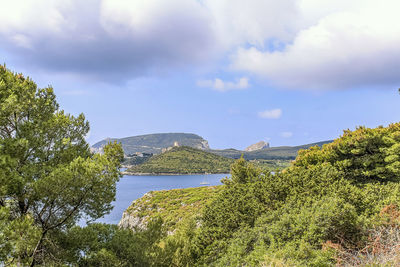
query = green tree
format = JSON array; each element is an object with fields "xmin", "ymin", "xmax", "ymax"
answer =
[
  {"xmin": 0, "ymin": 65, "xmax": 123, "ymax": 265},
  {"xmin": 186, "ymin": 124, "xmax": 400, "ymax": 265},
  {"xmin": 294, "ymin": 123, "xmax": 400, "ymax": 183},
  {"xmin": 190, "ymin": 159, "xmax": 279, "ymax": 264},
  {"xmin": 56, "ymin": 219, "xmax": 166, "ymax": 266}
]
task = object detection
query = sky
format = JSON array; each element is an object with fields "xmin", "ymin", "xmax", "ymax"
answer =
[{"xmin": 1, "ymin": 0, "xmax": 400, "ymax": 149}]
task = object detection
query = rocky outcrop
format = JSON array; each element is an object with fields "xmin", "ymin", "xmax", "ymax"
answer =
[
  {"xmin": 118, "ymin": 192, "xmax": 153, "ymax": 230},
  {"xmin": 244, "ymin": 141, "xmax": 270, "ymax": 152},
  {"xmin": 194, "ymin": 140, "xmax": 209, "ymax": 150},
  {"xmin": 118, "ymin": 211, "xmax": 149, "ymax": 230},
  {"xmin": 161, "ymin": 141, "xmax": 181, "ymax": 153}
]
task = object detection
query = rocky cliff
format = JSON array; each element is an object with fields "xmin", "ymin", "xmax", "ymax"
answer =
[
  {"xmin": 244, "ymin": 141, "xmax": 270, "ymax": 152},
  {"xmin": 118, "ymin": 192, "xmax": 153, "ymax": 230}
]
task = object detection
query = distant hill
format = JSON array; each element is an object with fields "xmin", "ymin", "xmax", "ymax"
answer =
[
  {"xmin": 92, "ymin": 132, "xmax": 332, "ymax": 161},
  {"xmin": 92, "ymin": 133, "xmax": 209, "ymax": 155},
  {"xmin": 209, "ymin": 140, "xmax": 333, "ymax": 160},
  {"xmin": 126, "ymin": 146, "xmax": 234, "ymax": 175}
]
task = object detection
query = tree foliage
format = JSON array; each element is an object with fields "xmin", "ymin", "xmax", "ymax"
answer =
[
  {"xmin": 0, "ymin": 65, "xmax": 123, "ymax": 265},
  {"xmin": 161, "ymin": 123, "xmax": 400, "ymax": 266},
  {"xmin": 55, "ymin": 219, "xmax": 167, "ymax": 266},
  {"xmin": 294, "ymin": 124, "xmax": 400, "ymax": 182}
]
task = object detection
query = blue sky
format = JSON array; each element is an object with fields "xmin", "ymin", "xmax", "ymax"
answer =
[{"xmin": 1, "ymin": 0, "xmax": 400, "ymax": 149}]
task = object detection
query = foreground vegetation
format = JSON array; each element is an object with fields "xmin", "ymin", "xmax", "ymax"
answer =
[
  {"xmin": 121, "ymin": 123, "xmax": 400, "ymax": 266},
  {"xmin": 0, "ymin": 66, "xmax": 124, "ymax": 265},
  {"xmin": 127, "ymin": 146, "xmax": 234, "ymax": 174}
]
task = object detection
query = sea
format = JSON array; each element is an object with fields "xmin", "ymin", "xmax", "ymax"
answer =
[{"xmin": 95, "ymin": 173, "xmax": 229, "ymax": 225}]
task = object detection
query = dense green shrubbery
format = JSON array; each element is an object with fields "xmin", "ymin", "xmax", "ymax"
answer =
[
  {"xmin": 294, "ymin": 124, "xmax": 400, "ymax": 183},
  {"xmin": 54, "ymin": 219, "xmax": 169, "ymax": 266},
  {"xmin": 85, "ymin": 123, "xmax": 400, "ymax": 266},
  {"xmin": 46, "ymin": 130, "xmax": 400, "ymax": 265},
  {"xmin": 160, "ymin": 123, "xmax": 400, "ymax": 266}
]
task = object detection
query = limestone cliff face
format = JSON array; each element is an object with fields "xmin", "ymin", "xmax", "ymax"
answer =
[
  {"xmin": 244, "ymin": 141, "xmax": 269, "ymax": 152},
  {"xmin": 244, "ymin": 141, "xmax": 270, "ymax": 152},
  {"xmin": 118, "ymin": 211, "xmax": 149, "ymax": 230},
  {"xmin": 190, "ymin": 140, "xmax": 209, "ymax": 150},
  {"xmin": 118, "ymin": 192, "xmax": 153, "ymax": 230},
  {"xmin": 198, "ymin": 140, "xmax": 210, "ymax": 150}
]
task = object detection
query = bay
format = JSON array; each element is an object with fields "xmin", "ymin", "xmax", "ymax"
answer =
[{"xmin": 96, "ymin": 173, "xmax": 229, "ymax": 225}]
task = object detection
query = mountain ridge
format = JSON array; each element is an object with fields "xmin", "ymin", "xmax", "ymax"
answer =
[
  {"xmin": 92, "ymin": 133, "xmax": 209, "ymax": 155},
  {"xmin": 92, "ymin": 132, "xmax": 332, "ymax": 161}
]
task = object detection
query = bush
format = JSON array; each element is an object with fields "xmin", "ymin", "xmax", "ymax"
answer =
[{"xmin": 180, "ymin": 123, "xmax": 400, "ymax": 265}]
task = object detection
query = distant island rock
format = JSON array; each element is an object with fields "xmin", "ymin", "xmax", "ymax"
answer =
[{"xmin": 244, "ymin": 141, "xmax": 270, "ymax": 152}]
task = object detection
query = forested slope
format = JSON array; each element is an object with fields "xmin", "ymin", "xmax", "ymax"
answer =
[{"xmin": 127, "ymin": 146, "xmax": 234, "ymax": 174}]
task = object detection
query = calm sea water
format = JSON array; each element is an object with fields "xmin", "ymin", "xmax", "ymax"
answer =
[{"xmin": 96, "ymin": 173, "xmax": 229, "ymax": 225}]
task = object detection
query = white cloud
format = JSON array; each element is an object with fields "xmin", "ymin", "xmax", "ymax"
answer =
[
  {"xmin": 203, "ymin": 0, "xmax": 299, "ymax": 48},
  {"xmin": 0, "ymin": 0, "xmax": 300, "ymax": 81},
  {"xmin": 1, "ymin": 0, "xmax": 400, "ymax": 89},
  {"xmin": 0, "ymin": 0, "xmax": 69, "ymax": 35},
  {"xmin": 258, "ymin": 109, "xmax": 282, "ymax": 119},
  {"xmin": 232, "ymin": 0, "xmax": 400, "ymax": 89},
  {"xmin": 0, "ymin": 0, "xmax": 217, "ymax": 79},
  {"xmin": 197, "ymin": 77, "xmax": 249, "ymax": 92},
  {"xmin": 281, "ymin": 131, "xmax": 293, "ymax": 138}
]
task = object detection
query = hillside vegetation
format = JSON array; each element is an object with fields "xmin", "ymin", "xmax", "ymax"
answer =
[
  {"xmin": 92, "ymin": 133, "xmax": 209, "ymax": 154},
  {"xmin": 127, "ymin": 146, "xmax": 234, "ymax": 174},
  {"xmin": 119, "ymin": 123, "xmax": 400, "ymax": 266},
  {"xmin": 119, "ymin": 186, "xmax": 222, "ymax": 231}
]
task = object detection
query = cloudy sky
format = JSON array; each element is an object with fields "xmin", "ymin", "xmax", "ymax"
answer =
[{"xmin": 1, "ymin": 0, "xmax": 400, "ymax": 149}]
